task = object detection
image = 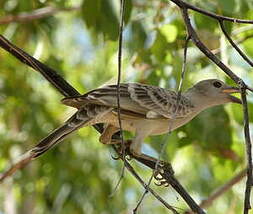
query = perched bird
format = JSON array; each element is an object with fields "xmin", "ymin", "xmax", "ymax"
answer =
[{"xmin": 31, "ymin": 79, "xmax": 241, "ymax": 159}]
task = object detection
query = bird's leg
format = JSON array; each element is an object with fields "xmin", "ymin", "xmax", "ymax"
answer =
[
  {"xmin": 111, "ymin": 136, "xmax": 174, "ymax": 186},
  {"xmin": 99, "ymin": 125, "xmax": 132, "ymax": 160},
  {"xmin": 129, "ymin": 132, "xmax": 144, "ymax": 157},
  {"xmin": 129, "ymin": 132, "xmax": 163, "ymax": 163},
  {"xmin": 130, "ymin": 150, "xmax": 174, "ymax": 187},
  {"xmin": 99, "ymin": 124, "xmax": 120, "ymax": 144},
  {"xmin": 128, "ymin": 132, "xmax": 174, "ymax": 185},
  {"xmin": 103, "ymin": 128, "xmax": 174, "ymax": 183}
]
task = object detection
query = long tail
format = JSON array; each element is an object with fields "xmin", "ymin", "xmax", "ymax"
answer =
[
  {"xmin": 31, "ymin": 109, "xmax": 91, "ymax": 158},
  {"xmin": 0, "ymin": 109, "xmax": 91, "ymax": 182}
]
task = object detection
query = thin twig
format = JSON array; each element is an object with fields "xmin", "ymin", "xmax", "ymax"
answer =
[
  {"xmin": 177, "ymin": 35, "xmax": 190, "ymax": 97},
  {"xmin": 170, "ymin": 0, "xmax": 253, "ymax": 24},
  {"xmin": 135, "ymin": 34, "xmax": 191, "ymax": 213},
  {"xmin": 134, "ymin": 135, "xmax": 170, "ymax": 212},
  {"xmin": 211, "ymin": 33, "xmax": 253, "ymax": 56},
  {"xmin": 219, "ymin": 20, "xmax": 253, "ymax": 67},
  {"xmin": 179, "ymin": 8, "xmax": 242, "ymax": 84},
  {"xmin": 200, "ymin": 169, "xmax": 247, "ymax": 209},
  {"xmin": 241, "ymin": 87, "xmax": 253, "ymax": 214},
  {"xmin": 111, "ymin": 0, "xmax": 127, "ymax": 195},
  {"xmin": 127, "ymin": 165, "xmax": 179, "ymax": 214},
  {"xmin": 134, "ymin": 35, "xmax": 196, "ymax": 213},
  {"xmin": 133, "ymin": 187, "xmax": 148, "ymax": 213},
  {"xmin": 0, "ymin": 6, "xmax": 80, "ymax": 24},
  {"xmin": 185, "ymin": 169, "xmax": 247, "ymax": 213},
  {"xmin": 161, "ymin": 168, "xmax": 206, "ymax": 214},
  {"xmin": 133, "ymin": 135, "xmax": 173, "ymax": 213},
  {"xmin": 177, "ymin": 6, "xmax": 252, "ymax": 213},
  {"xmin": 117, "ymin": 0, "xmax": 126, "ymax": 148},
  {"xmin": 113, "ymin": 146, "xmax": 179, "ymax": 214},
  {"xmin": 141, "ymin": 159, "xmax": 205, "ymax": 214},
  {"xmin": 0, "ymin": 35, "xmax": 80, "ymax": 97}
]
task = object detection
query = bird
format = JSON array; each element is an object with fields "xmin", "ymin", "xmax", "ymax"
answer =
[{"xmin": 30, "ymin": 79, "xmax": 241, "ymax": 160}]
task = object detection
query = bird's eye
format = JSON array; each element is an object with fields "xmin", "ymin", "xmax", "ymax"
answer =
[{"xmin": 213, "ymin": 81, "xmax": 222, "ymax": 88}]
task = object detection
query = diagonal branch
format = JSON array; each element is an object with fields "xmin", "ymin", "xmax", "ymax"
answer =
[
  {"xmin": 209, "ymin": 33, "xmax": 253, "ymax": 56},
  {"xmin": 185, "ymin": 169, "xmax": 247, "ymax": 213},
  {"xmin": 179, "ymin": 8, "xmax": 242, "ymax": 84},
  {"xmin": 200, "ymin": 169, "xmax": 247, "ymax": 209},
  {"xmin": 241, "ymin": 88, "xmax": 253, "ymax": 214},
  {"xmin": 219, "ymin": 20, "xmax": 253, "ymax": 67},
  {"xmin": 0, "ymin": 35, "xmax": 80, "ymax": 97},
  {"xmin": 171, "ymin": 2, "xmax": 252, "ymax": 213},
  {"xmin": 114, "ymin": 146, "xmax": 179, "ymax": 214},
  {"xmin": 170, "ymin": 0, "xmax": 253, "ymax": 24},
  {"xmin": 126, "ymin": 163, "xmax": 179, "ymax": 214},
  {"xmin": 0, "ymin": 6, "xmax": 80, "ymax": 25}
]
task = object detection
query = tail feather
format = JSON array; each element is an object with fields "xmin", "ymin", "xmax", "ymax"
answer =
[{"xmin": 31, "ymin": 110, "xmax": 90, "ymax": 158}]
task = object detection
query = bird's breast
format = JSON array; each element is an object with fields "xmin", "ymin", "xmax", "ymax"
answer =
[{"xmin": 87, "ymin": 110, "xmax": 199, "ymax": 135}]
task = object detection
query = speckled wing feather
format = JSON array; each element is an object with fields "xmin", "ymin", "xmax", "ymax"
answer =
[
  {"xmin": 62, "ymin": 83, "xmax": 195, "ymax": 119},
  {"xmin": 127, "ymin": 83, "xmax": 194, "ymax": 118}
]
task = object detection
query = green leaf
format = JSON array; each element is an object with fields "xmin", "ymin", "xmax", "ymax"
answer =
[
  {"xmin": 217, "ymin": 0, "xmax": 236, "ymax": 15},
  {"xmin": 82, "ymin": 0, "xmax": 119, "ymax": 40},
  {"xmin": 160, "ymin": 24, "xmax": 178, "ymax": 43}
]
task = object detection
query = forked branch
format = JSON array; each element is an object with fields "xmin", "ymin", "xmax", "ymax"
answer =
[{"xmin": 172, "ymin": 2, "xmax": 252, "ymax": 213}]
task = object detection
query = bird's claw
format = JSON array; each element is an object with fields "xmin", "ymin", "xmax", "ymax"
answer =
[
  {"xmin": 111, "ymin": 153, "xmax": 132, "ymax": 161},
  {"xmin": 153, "ymin": 162, "xmax": 174, "ymax": 187},
  {"xmin": 111, "ymin": 141, "xmax": 132, "ymax": 161},
  {"xmin": 155, "ymin": 180, "xmax": 170, "ymax": 187},
  {"xmin": 125, "ymin": 154, "xmax": 132, "ymax": 161},
  {"xmin": 111, "ymin": 153, "xmax": 121, "ymax": 160}
]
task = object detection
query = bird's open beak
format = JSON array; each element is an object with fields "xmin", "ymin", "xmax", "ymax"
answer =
[{"xmin": 222, "ymin": 86, "xmax": 242, "ymax": 104}]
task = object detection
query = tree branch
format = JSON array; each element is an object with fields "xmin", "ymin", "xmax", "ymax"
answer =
[
  {"xmin": 116, "ymin": 0, "xmax": 126, "ymax": 160},
  {"xmin": 113, "ymin": 146, "xmax": 179, "ymax": 214},
  {"xmin": 0, "ymin": 6, "xmax": 80, "ymax": 24},
  {"xmin": 0, "ymin": 35, "xmax": 80, "ymax": 97},
  {"xmin": 170, "ymin": 0, "xmax": 253, "ymax": 24},
  {"xmin": 219, "ymin": 20, "xmax": 253, "ymax": 67},
  {"xmin": 200, "ymin": 169, "xmax": 247, "ymax": 209},
  {"xmin": 185, "ymin": 169, "xmax": 247, "ymax": 213},
  {"xmin": 180, "ymin": 8, "xmax": 242, "ymax": 84},
  {"xmin": 241, "ymin": 88, "xmax": 253, "ymax": 214},
  {"xmin": 169, "ymin": 1, "xmax": 253, "ymax": 212}
]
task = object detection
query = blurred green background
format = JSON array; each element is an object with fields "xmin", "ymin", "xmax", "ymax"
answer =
[{"xmin": 0, "ymin": 0, "xmax": 253, "ymax": 213}]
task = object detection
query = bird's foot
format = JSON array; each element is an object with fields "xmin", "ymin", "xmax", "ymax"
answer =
[
  {"xmin": 154, "ymin": 162, "xmax": 174, "ymax": 187},
  {"xmin": 99, "ymin": 125, "xmax": 120, "ymax": 145},
  {"xmin": 128, "ymin": 150, "xmax": 174, "ymax": 179},
  {"xmin": 112, "ymin": 140, "xmax": 174, "ymax": 188},
  {"xmin": 128, "ymin": 150, "xmax": 174, "ymax": 187},
  {"xmin": 111, "ymin": 140, "xmax": 132, "ymax": 160}
]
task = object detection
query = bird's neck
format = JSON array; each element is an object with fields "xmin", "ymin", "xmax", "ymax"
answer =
[{"xmin": 183, "ymin": 87, "xmax": 224, "ymax": 113}]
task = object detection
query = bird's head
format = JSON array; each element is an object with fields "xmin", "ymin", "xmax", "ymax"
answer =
[{"xmin": 186, "ymin": 79, "xmax": 241, "ymax": 109}]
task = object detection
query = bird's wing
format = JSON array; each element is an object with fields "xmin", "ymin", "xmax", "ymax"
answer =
[{"xmin": 62, "ymin": 83, "xmax": 194, "ymax": 119}]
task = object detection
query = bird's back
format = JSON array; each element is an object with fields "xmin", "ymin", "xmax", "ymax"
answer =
[{"xmin": 62, "ymin": 83, "xmax": 195, "ymax": 119}]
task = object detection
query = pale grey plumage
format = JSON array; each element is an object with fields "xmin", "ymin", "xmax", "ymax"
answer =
[
  {"xmin": 31, "ymin": 79, "xmax": 241, "ymax": 158},
  {"xmin": 63, "ymin": 83, "xmax": 195, "ymax": 119}
]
